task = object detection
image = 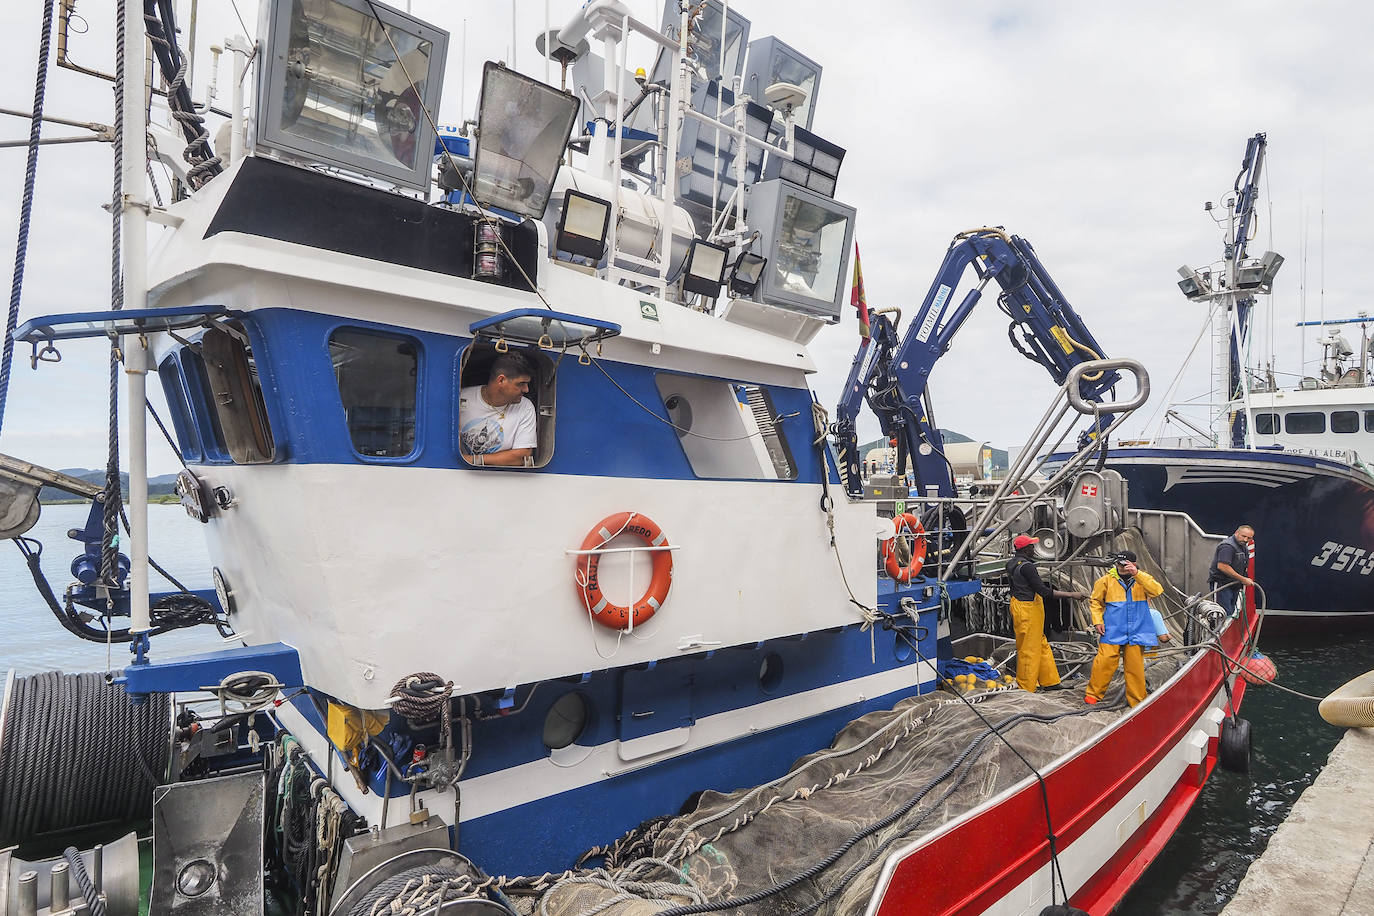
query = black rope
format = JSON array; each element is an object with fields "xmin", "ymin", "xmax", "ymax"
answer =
[
  {"xmin": 0, "ymin": 0, "xmax": 56, "ymax": 434},
  {"xmin": 147, "ymin": 396, "xmax": 193, "ymax": 472},
  {"xmin": 63, "ymin": 848, "xmax": 108, "ymax": 916},
  {"xmin": 101, "ymin": 0, "xmax": 126, "ymax": 596},
  {"xmin": 143, "ymin": 0, "xmax": 221, "ymax": 188}
]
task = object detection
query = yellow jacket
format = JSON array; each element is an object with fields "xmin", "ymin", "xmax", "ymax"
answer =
[{"xmin": 1089, "ymin": 568, "xmax": 1164, "ymax": 646}]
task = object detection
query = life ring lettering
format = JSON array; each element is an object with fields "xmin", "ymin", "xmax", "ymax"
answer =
[
  {"xmin": 576, "ymin": 511, "xmax": 673, "ymax": 629},
  {"xmin": 882, "ymin": 513, "xmax": 927, "ymax": 582}
]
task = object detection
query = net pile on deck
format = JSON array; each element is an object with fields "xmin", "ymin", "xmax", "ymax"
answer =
[{"xmin": 532, "ymin": 653, "xmax": 1184, "ymax": 916}]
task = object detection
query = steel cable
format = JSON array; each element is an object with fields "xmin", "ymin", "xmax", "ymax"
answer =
[{"xmin": 0, "ymin": 672, "xmax": 169, "ymax": 847}]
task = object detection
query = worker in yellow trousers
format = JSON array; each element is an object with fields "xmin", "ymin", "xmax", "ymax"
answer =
[
  {"xmin": 1085, "ymin": 550, "xmax": 1165, "ymax": 707},
  {"xmin": 1006, "ymin": 535, "xmax": 1088, "ymax": 692}
]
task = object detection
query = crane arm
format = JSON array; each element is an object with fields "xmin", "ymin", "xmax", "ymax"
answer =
[{"xmin": 832, "ymin": 228, "xmax": 1118, "ymax": 499}]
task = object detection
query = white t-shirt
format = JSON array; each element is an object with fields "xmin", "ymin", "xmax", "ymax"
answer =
[{"xmin": 458, "ymin": 385, "xmax": 537, "ymax": 456}]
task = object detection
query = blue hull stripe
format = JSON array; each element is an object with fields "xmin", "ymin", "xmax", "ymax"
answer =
[{"xmin": 457, "ymin": 677, "xmax": 937, "ymax": 877}]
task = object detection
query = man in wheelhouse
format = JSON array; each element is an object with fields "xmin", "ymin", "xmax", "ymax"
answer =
[{"xmin": 458, "ymin": 352, "xmax": 537, "ymax": 467}]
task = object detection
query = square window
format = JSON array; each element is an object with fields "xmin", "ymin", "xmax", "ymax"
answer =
[
  {"xmin": 1332, "ymin": 411, "xmax": 1359, "ymax": 434},
  {"xmin": 330, "ymin": 328, "xmax": 420, "ymax": 459}
]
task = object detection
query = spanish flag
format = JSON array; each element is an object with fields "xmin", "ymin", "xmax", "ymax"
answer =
[{"xmin": 851, "ymin": 243, "xmax": 870, "ymax": 341}]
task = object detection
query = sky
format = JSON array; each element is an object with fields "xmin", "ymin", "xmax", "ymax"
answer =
[{"xmin": 1, "ymin": 0, "xmax": 1372, "ymax": 476}]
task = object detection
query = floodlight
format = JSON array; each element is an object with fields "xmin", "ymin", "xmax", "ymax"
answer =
[
  {"xmin": 1235, "ymin": 263, "xmax": 1265, "ymax": 290},
  {"xmin": 729, "ymin": 251, "xmax": 768, "ymax": 296},
  {"xmin": 744, "ymin": 36, "xmax": 822, "ymax": 130},
  {"xmin": 471, "ymin": 62, "xmax": 579, "ymax": 219},
  {"xmin": 1259, "ymin": 250, "xmax": 1284, "ymax": 286},
  {"xmin": 1177, "ymin": 265, "xmax": 1208, "ymax": 299},
  {"xmin": 764, "ymin": 126, "xmax": 845, "ymax": 198},
  {"xmin": 1236, "ymin": 250, "xmax": 1283, "ymax": 291},
  {"xmin": 255, "ymin": 0, "xmax": 449, "ymax": 191},
  {"xmin": 746, "ymin": 178, "xmax": 855, "ymax": 320},
  {"xmin": 661, "ymin": 0, "xmax": 750, "ymax": 82},
  {"xmin": 555, "ymin": 190, "xmax": 612, "ymax": 260},
  {"xmin": 682, "ymin": 239, "xmax": 730, "ymax": 298}
]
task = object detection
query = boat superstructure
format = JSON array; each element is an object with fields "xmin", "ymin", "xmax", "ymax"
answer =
[
  {"xmin": 0, "ymin": 2, "xmax": 1263, "ymax": 914},
  {"xmin": 1085, "ymin": 133, "xmax": 1374, "ymax": 624}
]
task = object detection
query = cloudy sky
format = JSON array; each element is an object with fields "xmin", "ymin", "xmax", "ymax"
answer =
[{"xmin": 1, "ymin": 0, "xmax": 1371, "ymax": 476}]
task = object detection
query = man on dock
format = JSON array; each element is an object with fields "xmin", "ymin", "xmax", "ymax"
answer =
[
  {"xmin": 1208, "ymin": 525, "xmax": 1256, "ymax": 616},
  {"xmin": 1006, "ymin": 535, "xmax": 1088, "ymax": 693},
  {"xmin": 1085, "ymin": 550, "xmax": 1165, "ymax": 707}
]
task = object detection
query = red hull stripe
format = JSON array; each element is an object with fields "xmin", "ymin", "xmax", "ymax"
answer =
[{"xmin": 873, "ymin": 615, "xmax": 1253, "ymax": 916}]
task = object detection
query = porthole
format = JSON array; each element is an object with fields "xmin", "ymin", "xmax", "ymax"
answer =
[
  {"xmin": 542, "ymin": 692, "xmax": 589, "ymax": 750},
  {"xmin": 759, "ymin": 653, "xmax": 784, "ymax": 694}
]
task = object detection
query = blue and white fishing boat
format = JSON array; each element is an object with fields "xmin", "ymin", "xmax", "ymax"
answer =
[
  {"xmin": 1071, "ymin": 134, "xmax": 1374, "ymax": 628},
  {"xmin": 0, "ymin": 2, "xmax": 1264, "ymax": 914}
]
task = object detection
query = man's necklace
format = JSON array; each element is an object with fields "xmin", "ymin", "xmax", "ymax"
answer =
[{"xmin": 480, "ymin": 387, "xmax": 507, "ymax": 420}]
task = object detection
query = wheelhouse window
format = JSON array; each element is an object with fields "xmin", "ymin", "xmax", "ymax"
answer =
[
  {"xmin": 1254, "ymin": 412, "xmax": 1278, "ymax": 435},
  {"xmin": 157, "ymin": 355, "xmax": 204, "ymax": 461},
  {"xmin": 329, "ymin": 328, "xmax": 419, "ymax": 458},
  {"xmin": 1367, "ymin": 410, "xmax": 1374, "ymax": 433},
  {"xmin": 1331, "ymin": 410, "xmax": 1359, "ymax": 434},
  {"xmin": 201, "ymin": 323, "xmax": 276, "ymax": 463},
  {"xmin": 455, "ymin": 344, "xmax": 556, "ymax": 468},
  {"xmin": 1284, "ymin": 412, "xmax": 1326, "ymax": 435},
  {"xmin": 656, "ymin": 373, "xmax": 797, "ymax": 480}
]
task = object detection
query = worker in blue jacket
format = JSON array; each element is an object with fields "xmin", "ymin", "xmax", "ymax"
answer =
[{"xmin": 1084, "ymin": 550, "xmax": 1165, "ymax": 707}]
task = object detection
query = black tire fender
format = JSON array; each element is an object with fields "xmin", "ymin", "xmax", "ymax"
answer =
[{"xmin": 1219, "ymin": 715, "xmax": 1252, "ymax": 773}]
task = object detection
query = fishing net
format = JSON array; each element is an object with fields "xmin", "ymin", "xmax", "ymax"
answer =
[{"xmin": 533, "ymin": 650, "xmax": 1185, "ymax": 916}]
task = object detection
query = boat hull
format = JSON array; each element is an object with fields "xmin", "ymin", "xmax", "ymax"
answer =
[
  {"xmin": 1062, "ymin": 448, "xmax": 1374, "ymax": 627},
  {"xmin": 867, "ymin": 608, "xmax": 1254, "ymax": 915}
]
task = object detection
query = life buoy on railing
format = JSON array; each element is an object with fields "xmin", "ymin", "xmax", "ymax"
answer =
[
  {"xmin": 575, "ymin": 511, "xmax": 673, "ymax": 630},
  {"xmin": 882, "ymin": 513, "xmax": 927, "ymax": 582}
]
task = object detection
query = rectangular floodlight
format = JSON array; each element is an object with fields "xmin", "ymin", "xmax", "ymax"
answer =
[
  {"xmin": 682, "ymin": 239, "xmax": 730, "ymax": 298},
  {"xmin": 471, "ymin": 62, "xmax": 579, "ymax": 220},
  {"xmin": 555, "ymin": 190, "xmax": 612, "ymax": 260},
  {"xmin": 255, "ymin": 0, "xmax": 448, "ymax": 191},
  {"xmin": 746, "ymin": 178, "xmax": 855, "ymax": 320}
]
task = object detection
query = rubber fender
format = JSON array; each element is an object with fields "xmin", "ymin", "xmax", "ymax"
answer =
[
  {"xmin": 1039, "ymin": 906, "xmax": 1089, "ymax": 916},
  {"xmin": 1319, "ymin": 669, "xmax": 1374, "ymax": 728},
  {"xmin": 1219, "ymin": 716, "xmax": 1252, "ymax": 773}
]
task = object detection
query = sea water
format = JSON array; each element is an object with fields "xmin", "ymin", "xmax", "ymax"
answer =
[
  {"xmin": 1, "ymin": 503, "xmax": 1368, "ymax": 913},
  {"xmin": 0, "ymin": 502, "xmax": 221, "ymax": 675}
]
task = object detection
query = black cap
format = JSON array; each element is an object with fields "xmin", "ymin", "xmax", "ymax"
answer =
[{"xmin": 1113, "ymin": 549, "xmax": 1138, "ymax": 563}]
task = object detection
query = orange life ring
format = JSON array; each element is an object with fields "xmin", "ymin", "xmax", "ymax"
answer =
[
  {"xmin": 882, "ymin": 513, "xmax": 927, "ymax": 582},
  {"xmin": 576, "ymin": 512, "xmax": 673, "ymax": 629}
]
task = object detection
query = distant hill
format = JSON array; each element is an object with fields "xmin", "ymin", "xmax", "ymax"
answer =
[{"xmin": 39, "ymin": 469, "xmax": 180, "ymax": 503}]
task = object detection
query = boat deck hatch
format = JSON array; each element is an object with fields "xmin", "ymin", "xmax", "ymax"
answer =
[
  {"xmin": 469, "ymin": 308, "xmax": 620, "ymax": 352},
  {"xmin": 14, "ymin": 305, "xmax": 229, "ymax": 366}
]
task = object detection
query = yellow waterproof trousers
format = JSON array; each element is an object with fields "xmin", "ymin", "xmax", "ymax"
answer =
[
  {"xmin": 1086, "ymin": 643, "xmax": 1147, "ymax": 707},
  {"xmin": 1010, "ymin": 595, "xmax": 1061, "ymax": 692}
]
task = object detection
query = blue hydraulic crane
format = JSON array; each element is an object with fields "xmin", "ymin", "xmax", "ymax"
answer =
[{"xmin": 831, "ymin": 228, "xmax": 1120, "ymax": 499}]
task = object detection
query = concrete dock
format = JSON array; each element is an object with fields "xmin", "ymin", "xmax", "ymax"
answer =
[{"xmin": 1221, "ymin": 727, "xmax": 1374, "ymax": 915}]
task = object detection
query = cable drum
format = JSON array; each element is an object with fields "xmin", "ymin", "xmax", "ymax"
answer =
[
  {"xmin": 0, "ymin": 671, "xmax": 170, "ymax": 847},
  {"xmin": 1318, "ymin": 669, "xmax": 1374, "ymax": 728}
]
